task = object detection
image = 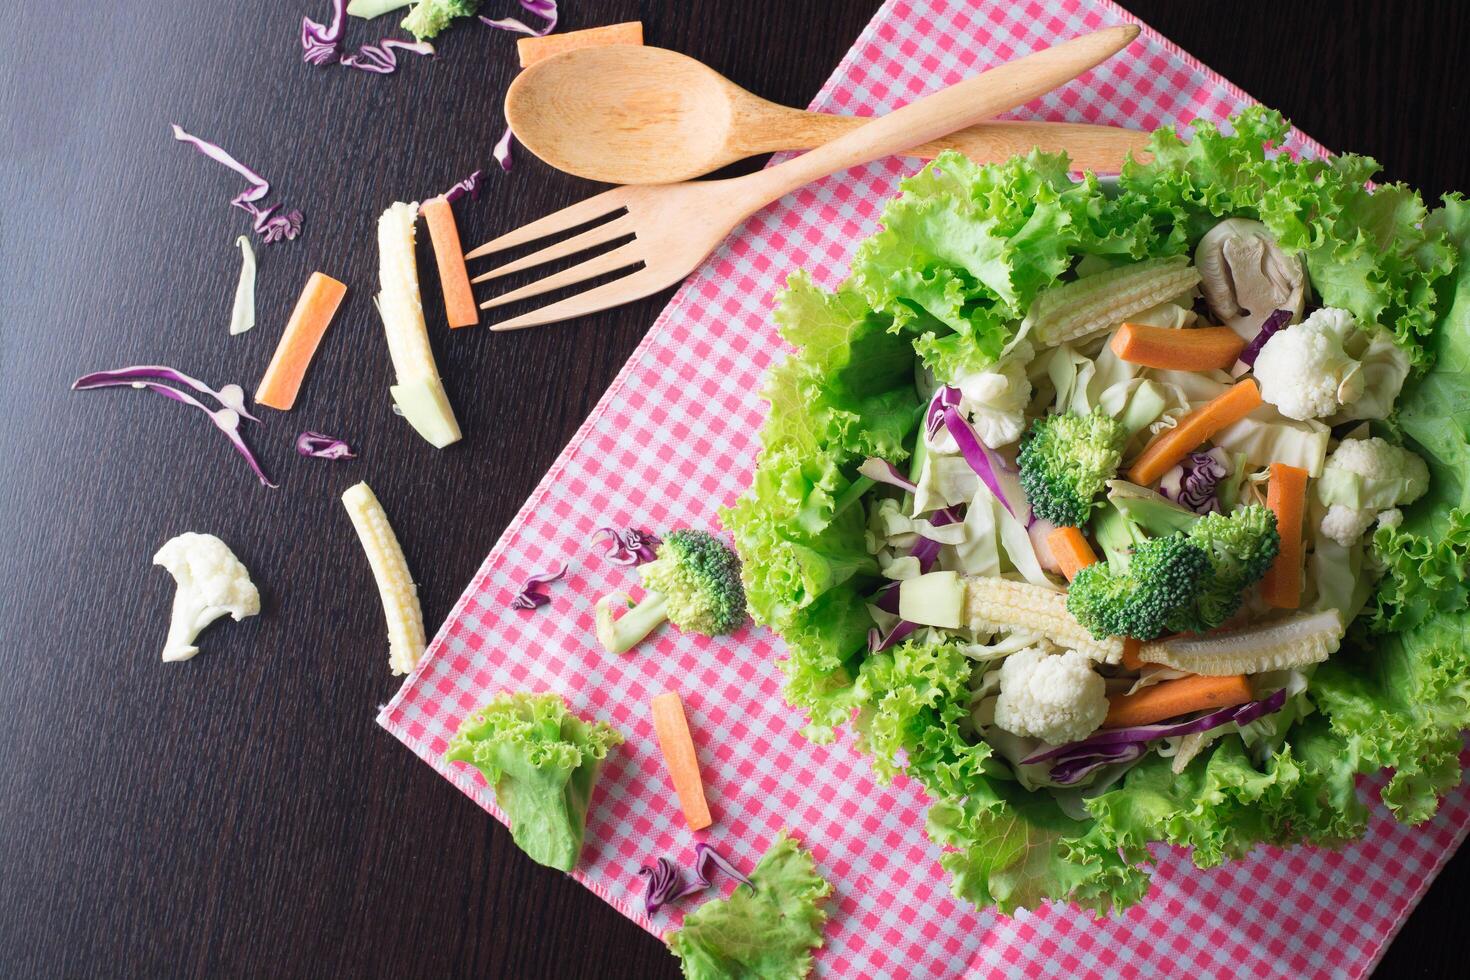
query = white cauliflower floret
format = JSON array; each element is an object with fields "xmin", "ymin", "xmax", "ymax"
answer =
[
  {"xmin": 1319, "ymin": 504, "xmax": 1377, "ymax": 549},
  {"xmin": 153, "ymin": 532, "xmax": 260, "ymax": 662},
  {"xmin": 928, "ymin": 343, "xmax": 1033, "ymax": 451},
  {"xmin": 1253, "ymin": 308, "xmax": 1363, "ymax": 420},
  {"xmin": 993, "ymin": 646, "xmax": 1108, "ymax": 745},
  {"xmin": 1315, "ymin": 437, "xmax": 1430, "ymax": 546}
]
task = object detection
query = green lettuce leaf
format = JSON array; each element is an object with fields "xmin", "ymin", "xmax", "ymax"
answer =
[
  {"xmin": 667, "ymin": 833, "xmax": 832, "ymax": 980},
  {"xmin": 443, "ymin": 693, "xmax": 622, "ymax": 872}
]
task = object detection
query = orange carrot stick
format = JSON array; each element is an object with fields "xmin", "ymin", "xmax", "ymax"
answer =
[
  {"xmin": 1109, "ymin": 323, "xmax": 1246, "ymax": 371},
  {"xmin": 255, "ymin": 272, "xmax": 347, "ymax": 411},
  {"xmin": 1261, "ymin": 462, "xmax": 1309, "ymax": 608},
  {"xmin": 650, "ymin": 691, "xmax": 712, "ymax": 831},
  {"xmin": 1103, "ymin": 673, "xmax": 1252, "ymax": 728},
  {"xmin": 1048, "ymin": 526, "xmax": 1098, "ymax": 582},
  {"xmin": 1120, "ymin": 637, "xmax": 1147, "ymax": 671},
  {"xmin": 1127, "ymin": 380, "xmax": 1261, "ymax": 486},
  {"xmin": 420, "ymin": 196, "xmax": 478, "ymax": 329},
  {"xmin": 517, "ymin": 22, "xmax": 644, "ymax": 68}
]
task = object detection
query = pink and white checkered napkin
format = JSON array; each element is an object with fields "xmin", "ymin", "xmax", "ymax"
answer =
[{"xmin": 379, "ymin": 0, "xmax": 1470, "ymax": 975}]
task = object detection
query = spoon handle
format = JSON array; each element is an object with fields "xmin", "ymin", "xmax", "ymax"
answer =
[
  {"xmin": 738, "ymin": 116, "xmax": 1153, "ymax": 173},
  {"xmin": 730, "ymin": 25, "xmax": 1138, "ymax": 207}
]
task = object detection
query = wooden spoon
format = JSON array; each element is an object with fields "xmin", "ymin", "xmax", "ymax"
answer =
[{"xmin": 505, "ymin": 45, "xmax": 1151, "ymax": 184}]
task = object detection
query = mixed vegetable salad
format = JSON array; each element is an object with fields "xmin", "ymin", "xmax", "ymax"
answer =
[{"xmin": 723, "ymin": 107, "xmax": 1470, "ymax": 914}]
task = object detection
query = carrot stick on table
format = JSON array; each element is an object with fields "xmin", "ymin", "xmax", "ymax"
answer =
[
  {"xmin": 420, "ymin": 196, "xmax": 478, "ymax": 329},
  {"xmin": 517, "ymin": 22, "xmax": 644, "ymax": 67},
  {"xmin": 1261, "ymin": 462, "xmax": 1309, "ymax": 608},
  {"xmin": 650, "ymin": 691, "xmax": 712, "ymax": 831},
  {"xmin": 1109, "ymin": 323, "xmax": 1246, "ymax": 371},
  {"xmin": 1047, "ymin": 525, "xmax": 1099, "ymax": 582},
  {"xmin": 1103, "ymin": 673, "xmax": 1252, "ymax": 728},
  {"xmin": 1127, "ymin": 379, "xmax": 1262, "ymax": 486},
  {"xmin": 255, "ymin": 272, "xmax": 347, "ymax": 411}
]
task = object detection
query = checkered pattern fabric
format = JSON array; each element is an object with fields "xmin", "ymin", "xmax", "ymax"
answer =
[{"xmin": 378, "ymin": 1, "xmax": 1470, "ymax": 975}]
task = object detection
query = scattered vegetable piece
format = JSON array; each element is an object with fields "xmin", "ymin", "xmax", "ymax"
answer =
[
  {"xmin": 153, "ymin": 532, "xmax": 260, "ymax": 662},
  {"xmin": 402, "ymin": 0, "xmax": 483, "ymax": 40},
  {"xmin": 1261, "ymin": 461, "xmax": 1308, "ymax": 608},
  {"xmin": 420, "ymin": 196, "xmax": 478, "ymax": 328},
  {"xmin": 1103, "ymin": 673, "xmax": 1252, "ymax": 729},
  {"xmin": 229, "ymin": 236, "xmax": 256, "ymax": 335},
  {"xmin": 693, "ymin": 842, "xmax": 753, "ymax": 890},
  {"xmin": 593, "ymin": 526, "xmax": 659, "ymax": 565},
  {"xmin": 639, "ymin": 843, "xmax": 753, "ymax": 915},
  {"xmin": 493, "ymin": 125, "xmax": 514, "ymax": 171},
  {"xmin": 930, "ymin": 386, "xmax": 1024, "ymax": 517},
  {"xmin": 442, "ymin": 169, "xmax": 483, "ymax": 204},
  {"xmin": 667, "ymin": 833, "xmax": 832, "ymax": 980},
  {"xmin": 1138, "ymin": 609, "xmax": 1344, "ymax": 675},
  {"xmin": 376, "ymin": 201, "xmax": 463, "ymax": 447},
  {"xmin": 1048, "ymin": 526, "xmax": 1098, "ymax": 581},
  {"xmin": 340, "ymin": 37, "xmax": 435, "ymax": 73},
  {"xmin": 295, "ymin": 431, "xmax": 356, "ymax": 459},
  {"xmin": 1109, "ymin": 322, "xmax": 1245, "ymax": 370},
  {"xmin": 302, "ymin": 0, "xmax": 348, "ymax": 64},
  {"xmin": 341, "ymin": 481, "xmax": 426, "ymax": 675},
  {"xmin": 171, "ymin": 124, "xmax": 302, "ymax": 244},
  {"xmin": 517, "ymin": 20, "xmax": 642, "ymax": 67},
  {"xmin": 480, "ymin": 0, "xmax": 557, "ymax": 37},
  {"xmin": 1127, "ymin": 379, "xmax": 1262, "ymax": 486},
  {"xmin": 72, "ymin": 366, "xmax": 275, "ymax": 487},
  {"xmin": 594, "ymin": 530, "xmax": 744, "ymax": 653},
  {"xmin": 255, "ymin": 272, "xmax": 348, "ymax": 411},
  {"xmin": 444, "ymin": 691, "xmax": 623, "ymax": 871},
  {"xmin": 510, "ymin": 562, "xmax": 566, "ymax": 610},
  {"xmin": 651, "ymin": 691, "xmax": 713, "ymax": 831},
  {"xmin": 348, "ymin": 0, "xmax": 412, "ymax": 18}
]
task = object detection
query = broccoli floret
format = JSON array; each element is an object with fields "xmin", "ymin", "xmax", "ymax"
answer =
[
  {"xmin": 1067, "ymin": 533, "xmax": 1211, "ymax": 640},
  {"xmin": 1019, "ymin": 411, "xmax": 1127, "ymax": 527},
  {"xmin": 1068, "ymin": 506, "xmax": 1281, "ymax": 640},
  {"xmin": 595, "ymin": 530, "xmax": 746, "ymax": 653},
  {"xmin": 401, "ymin": 0, "xmax": 480, "ymax": 41},
  {"xmin": 1167, "ymin": 505, "xmax": 1280, "ymax": 632}
]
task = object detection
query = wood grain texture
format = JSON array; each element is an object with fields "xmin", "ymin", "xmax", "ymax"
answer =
[{"xmin": 0, "ymin": 1, "xmax": 1464, "ymax": 977}]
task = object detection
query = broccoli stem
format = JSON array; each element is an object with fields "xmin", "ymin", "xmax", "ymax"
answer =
[
  {"xmin": 595, "ymin": 591, "xmax": 670, "ymax": 654},
  {"xmin": 832, "ymin": 475, "xmax": 876, "ymax": 517}
]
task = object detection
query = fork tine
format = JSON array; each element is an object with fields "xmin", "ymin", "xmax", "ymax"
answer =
[
  {"xmin": 480, "ymin": 243, "xmax": 643, "ymax": 311},
  {"xmin": 464, "ymin": 188, "xmax": 628, "ymax": 260},
  {"xmin": 490, "ymin": 266, "xmax": 672, "ymax": 331},
  {"xmin": 471, "ymin": 214, "xmax": 636, "ymax": 284}
]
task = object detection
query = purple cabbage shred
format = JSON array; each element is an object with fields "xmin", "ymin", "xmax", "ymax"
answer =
[
  {"xmin": 480, "ymin": 0, "xmax": 559, "ymax": 36},
  {"xmin": 1238, "ymin": 308, "xmax": 1292, "ymax": 367},
  {"xmin": 638, "ymin": 844, "xmax": 751, "ymax": 914},
  {"xmin": 341, "ymin": 38, "xmax": 436, "ymax": 75},
  {"xmin": 442, "ymin": 170, "xmax": 484, "ymax": 205},
  {"xmin": 509, "ymin": 562, "xmax": 567, "ymax": 611},
  {"xmin": 295, "ymin": 431, "xmax": 356, "ymax": 459},
  {"xmin": 493, "ymin": 125, "xmax": 515, "ymax": 172},
  {"xmin": 171, "ymin": 125, "xmax": 302, "ymax": 244},
  {"xmin": 594, "ymin": 527, "xmax": 660, "ymax": 566},
  {"xmin": 1158, "ymin": 448, "xmax": 1230, "ymax": 515}
]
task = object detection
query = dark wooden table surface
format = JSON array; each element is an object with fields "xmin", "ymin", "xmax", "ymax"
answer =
[{"xmin": 2, "ymin": 1, "xmax": 1466, "ymax": 976}]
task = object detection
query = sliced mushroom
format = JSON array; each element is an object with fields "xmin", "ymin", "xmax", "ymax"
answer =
[{"xmin": 1194, "ymin": 218, "xmax": 1308, "ymax": 340}]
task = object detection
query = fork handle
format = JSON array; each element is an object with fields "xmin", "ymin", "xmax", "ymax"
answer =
[{"xmin": 732, "ymin": 25, "xmax": 1139, "ymax": 207}]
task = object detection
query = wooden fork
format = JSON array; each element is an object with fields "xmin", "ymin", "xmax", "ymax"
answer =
[{"xmin": 467, "ymin": 24, "xmax": 1140, "ymax": 331}]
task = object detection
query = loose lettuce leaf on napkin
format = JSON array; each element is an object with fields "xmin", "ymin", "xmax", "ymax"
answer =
[
  {"xmin": 667, "ymin": 833, "xmax": 832, "ymax": 980},
  {"xmin": 443, "ymin": 692, "xmax": 623, "ymax": 872}
]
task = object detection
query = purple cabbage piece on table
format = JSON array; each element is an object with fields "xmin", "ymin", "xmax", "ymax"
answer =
[
  {"xmin": 594, "ymin": 527, "xmax": 660, "ymax": 565},
  {"xmin": 296, "ymin": 431, "xmax": 356, "ymax": 459},
  {"xmin": 509, "ymin": 562, "xmax": 567, "ymax": 611},
  {"xmin": 480, "ymin": 0, "xmax": 559, "ymax": 36},
  {"xmin": 171, "ymin": 125, "xmax": 302, "ymax": 244}
]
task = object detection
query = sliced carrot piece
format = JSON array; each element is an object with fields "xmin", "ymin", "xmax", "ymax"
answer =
[
  {"xmin": 1048, "ymin": 526, "xmax": 1098, "ymax": 582},
  {"xmin": 1103, "ymin": 673, "xmax": 1251, "ymax": 728},
  {"xmin": 517, "ymin": 22, "xmax": 644, "ymax": 68},
  {"xmin": 420, "ymin": 196, "xmax": 478, "ymax": 329},
  {"xmin": 255, "ymin": 272, "xmax": 347, "ymax": 411},
  {"xmin": 1120, "ymin": 637, "xmax": 1147, "ymax": 671},
  {"xmin": 650, "ymin": 691, "xmax": 712, "ymax": 831},
  {"xmin": 1127, "ymin": 380, "xmax": 1261, "ymax": 486},
  {"xmin": 1261, "ymin": 462, "xmax": 1309, "ymax": 609},
  {"xmin": 1109, "ymin": 323, "xmax": 1246, "ymax": 371}
]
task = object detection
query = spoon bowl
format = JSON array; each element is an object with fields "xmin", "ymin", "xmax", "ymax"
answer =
[{"xmin": 505, "ymin": 45, "xmax": 1150, "ymax": 184}]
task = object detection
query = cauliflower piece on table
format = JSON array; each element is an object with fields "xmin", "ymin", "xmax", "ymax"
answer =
[
  {"xmin": 993, "ymin": 645, "xmax": 1108, "ymax": 745},
  {"xmin": 153, "ymin": 532, "xmax": 260, "ymax": 662}
]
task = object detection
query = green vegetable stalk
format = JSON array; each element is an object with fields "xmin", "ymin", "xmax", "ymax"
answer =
[
  {"xmin": 444, "ymin": 692, "xmax": 622, "ymax": 872},
  {"xmin": 595, "ymin": 530, "xmax": 746, "ymax": 654}
]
